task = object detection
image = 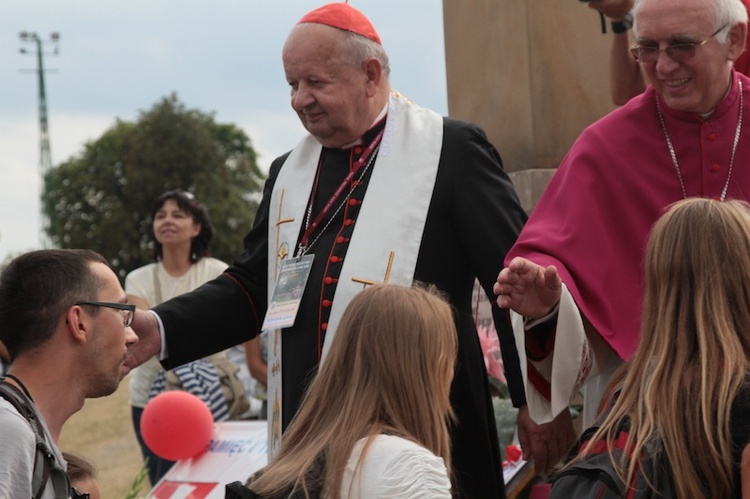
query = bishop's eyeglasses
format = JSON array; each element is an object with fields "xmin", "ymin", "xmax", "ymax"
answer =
[
  {"xmin": 629, "ymin": 24, "xmax": 728, "ymax": 63},
  {"xmin": 75, "ymin": 301, "xmax": 135, "ymax": 327}
]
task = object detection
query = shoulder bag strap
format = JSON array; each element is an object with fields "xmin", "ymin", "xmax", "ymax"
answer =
[{"xmin": 0, "ymin": 381, "xmax": 56, "ymax": 499}]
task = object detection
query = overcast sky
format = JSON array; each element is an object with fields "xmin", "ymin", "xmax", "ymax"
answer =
[{"xmin": 0, "ymin": 0, "xmax": 447, "ymax": 264}]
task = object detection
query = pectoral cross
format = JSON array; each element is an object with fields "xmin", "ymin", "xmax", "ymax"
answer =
[{"xmin": 352, "ymin": 251, "xmax": 395, "ymax": 287}]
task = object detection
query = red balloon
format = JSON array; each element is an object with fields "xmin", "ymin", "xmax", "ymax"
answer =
[{"xmin": 141, "ymin": 391, "xmax": 214, "ymax": 461}]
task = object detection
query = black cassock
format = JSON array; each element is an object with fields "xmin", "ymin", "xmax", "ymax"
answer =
[{"xmin": 156, "ymin": 116, "xmax": 527, "ymax": 498}]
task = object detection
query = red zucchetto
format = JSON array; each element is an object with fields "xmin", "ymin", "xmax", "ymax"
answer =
[{"xmin": 298, "ymin": 2, "xmax": 381, "ymax": 45}]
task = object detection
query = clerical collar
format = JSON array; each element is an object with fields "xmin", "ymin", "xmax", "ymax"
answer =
[
  {"xmin": 699, "ymin": 78, "xmax": 734, "ymax": 121},
  {"xmin": 659, "ymin": 70, "xmax": 741, "ymax": 124},
  {"xmin": 339, "ymin": 103, "xmax": 389, "ymax": 150}
]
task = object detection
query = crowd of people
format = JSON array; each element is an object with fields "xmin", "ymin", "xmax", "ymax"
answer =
[{"xmin": 3, "ymin": 0, "xmax": 750, "ymax": 497}]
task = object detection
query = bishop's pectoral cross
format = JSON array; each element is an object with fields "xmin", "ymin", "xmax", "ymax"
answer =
[{"xmin": 352, "ymin": 251, "xmax": 395, "ymax": 288}]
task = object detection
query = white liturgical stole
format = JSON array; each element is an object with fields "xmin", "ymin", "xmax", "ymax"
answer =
[{"xmin": 264, "ymin": 92, "xmax": 443, "ymax": 456}]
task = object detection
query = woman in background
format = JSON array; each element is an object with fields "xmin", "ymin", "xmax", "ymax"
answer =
[
  {"xmin": 230, "ymin": 283, "xmax": 457, "ymax": 498},
  {"xmin": 126, "ymin": 190, "xmax": 230, "ymax": 485},
  {"xmin": 558, "ymin": 198, "xmax": 750, "ymax": 498}
]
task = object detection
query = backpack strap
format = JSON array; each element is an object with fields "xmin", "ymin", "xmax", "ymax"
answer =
[{"xmin": 0, "ymin": 380, "xmax": 60, "ymax": 499}]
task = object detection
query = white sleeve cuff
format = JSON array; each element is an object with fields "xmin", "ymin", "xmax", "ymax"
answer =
[
  {"xmin": 523, "ymin": 301, "xmax": 561, "ymax": 330},
  {"xmin": 512, "ymin": 284, "xmax": 600, "ymax": 424},
  {"xmin": 148, "ymin": 310, "xmax": 169, "ymax": 360}
]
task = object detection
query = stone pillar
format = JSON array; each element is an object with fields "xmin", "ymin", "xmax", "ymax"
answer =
[{"xmin": 443, "ymin": 0, "xmax": 618, "ymax": 210}]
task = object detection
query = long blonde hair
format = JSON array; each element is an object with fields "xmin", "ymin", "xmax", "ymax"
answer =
[
  {"xmin": 248, "ymin": 283, "xmax": 457, "ymax": 498},
  {"xmin": 575, "ymin": 198, "xmax": 750, "ymax": 497}
]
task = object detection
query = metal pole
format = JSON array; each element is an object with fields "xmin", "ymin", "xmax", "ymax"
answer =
[
  {"xmin": 35, "ymin": 35, "xmax": 53, "ymax": 177},
  {"xmin": 19, "ymin": 31, "xmax": 59, "ymax": 248}
]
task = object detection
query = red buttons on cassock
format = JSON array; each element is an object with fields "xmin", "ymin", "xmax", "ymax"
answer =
[
  {"xmin": 711, "ymin": 163, "xmax": 721, "ymax": 172},
  {"xmin": 348, "ymin": 198, "xmax": 358, "ymax": 206},
  {"xmin": 344, "ymin": 219, "xmax": 353, "ymax": 226},
  {"xmin": 353, "ymin": 147, "xmax": 363, "ymax": 155},
  {"xmin": 330, "ymin": 256, "xmax": 340, "ymax": 263},
  {"xmin": 336, "ymin": 236, "xmax": 350, "ymax": 244},
  {"xmin": 324, "ymin": 277, "xmax": 338, "ymax": 285},
  {"xmin": 321, "ymin": 323, "xmax": 328, "ymax": 331},
  {"xmin": 322, "ymin": 300, "xmax": 332, "ymax": 308},
  {"xmin": 707, "ymin": 132, "xmax": 718, "ymax": 141}
]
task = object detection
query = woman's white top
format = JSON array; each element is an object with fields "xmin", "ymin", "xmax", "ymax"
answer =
[
  {"xmin": 340, "ymin": 434, "xmax": 452, "ymax": 498},
  {"xmin": 126, "ymin": 257, "xmax": 228, "ymax": 407}
]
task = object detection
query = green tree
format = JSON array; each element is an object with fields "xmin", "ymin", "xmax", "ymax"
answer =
[{"xmin": 43, "ymin": 94, "xmax": 266, "ymax": 278}]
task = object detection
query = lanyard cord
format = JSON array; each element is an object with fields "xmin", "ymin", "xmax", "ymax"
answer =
[
  {"xmin": 296, "ymin": 145, "xmax": 380, "ymax": 257},
  {"xmin": 296, "ymin": 130, "xmax": 384, "ymax": 256}
]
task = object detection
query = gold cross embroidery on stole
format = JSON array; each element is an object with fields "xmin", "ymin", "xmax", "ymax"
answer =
[{"xmin": 352, "ymin": 251, "xmax": 396, "ymax": 287}]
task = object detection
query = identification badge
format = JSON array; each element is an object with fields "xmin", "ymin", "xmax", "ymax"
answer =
[{"xmin": 261, "ymin": 254, "xmax": 315, "ymax": 330}]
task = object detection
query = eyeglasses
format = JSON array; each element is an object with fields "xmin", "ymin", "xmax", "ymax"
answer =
[
  {"xmin": 75, "ymin": 301, "xmax": 135, "ymax": 327},
  {"xmin": 630, "ymin": 25, "xmax": 728, "ymax": 63}
]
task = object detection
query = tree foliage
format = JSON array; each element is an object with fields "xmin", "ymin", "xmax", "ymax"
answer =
[{"xmin": 44, "ymin": 94, "xmax": 266, "ymax": 279}]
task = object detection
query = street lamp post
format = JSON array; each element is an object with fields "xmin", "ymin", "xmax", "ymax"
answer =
[{"xmin": 19, "ymin": 31, "xmax": 60, "ymax": 248}]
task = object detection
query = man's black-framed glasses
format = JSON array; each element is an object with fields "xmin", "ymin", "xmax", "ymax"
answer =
[
  {"xmin": 75, "ymin": 301, "xmax": 135, "ymax": 327},
  {"xmin": 630, "ymin": 24, "xmax": 728, "ymax": 63}
]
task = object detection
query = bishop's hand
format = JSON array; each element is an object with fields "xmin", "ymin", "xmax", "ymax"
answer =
[
  {"xmin": 517, "ymin": 404, "xmax": 576, "ymax": 475},
  {"xmin": 494, "ymin": 257, "xmax": 562, "ymax": 319}
]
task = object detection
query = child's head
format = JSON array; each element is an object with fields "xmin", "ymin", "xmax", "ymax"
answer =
[
  {"xmin": 64, "ymin": 452, "xmax": 100, "ymax": 499},
  {"xmin": 315, "ymin": 283, "xmax": 458, "ymax": 449},
  {"xmin": 247, "ymin": 283, "xmax": 458, "ymax": 498},
  {"xmin": 641, "ymin": 198, "xmax": 750, "ymax": 363},
  {"xmin": 329, "ymin": 283, "xmax": 457, "ymax": 413}
]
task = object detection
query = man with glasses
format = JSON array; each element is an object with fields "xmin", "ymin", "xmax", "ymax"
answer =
[
  {"xmin": 584, "ymin": 0, "xmax": 750, "ymax": 105},
  {"xmin": 0, "ymin": 249, "xmax": 138, "ymax": 498},
  {"xmin": 495, "ymin": 0, "xmax": 750, "ymax": 472}
]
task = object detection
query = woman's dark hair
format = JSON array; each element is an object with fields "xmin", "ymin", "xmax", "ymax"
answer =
[{"xmin": 151, "ymin": 190, "xmax": 214, "ymax": 262}]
